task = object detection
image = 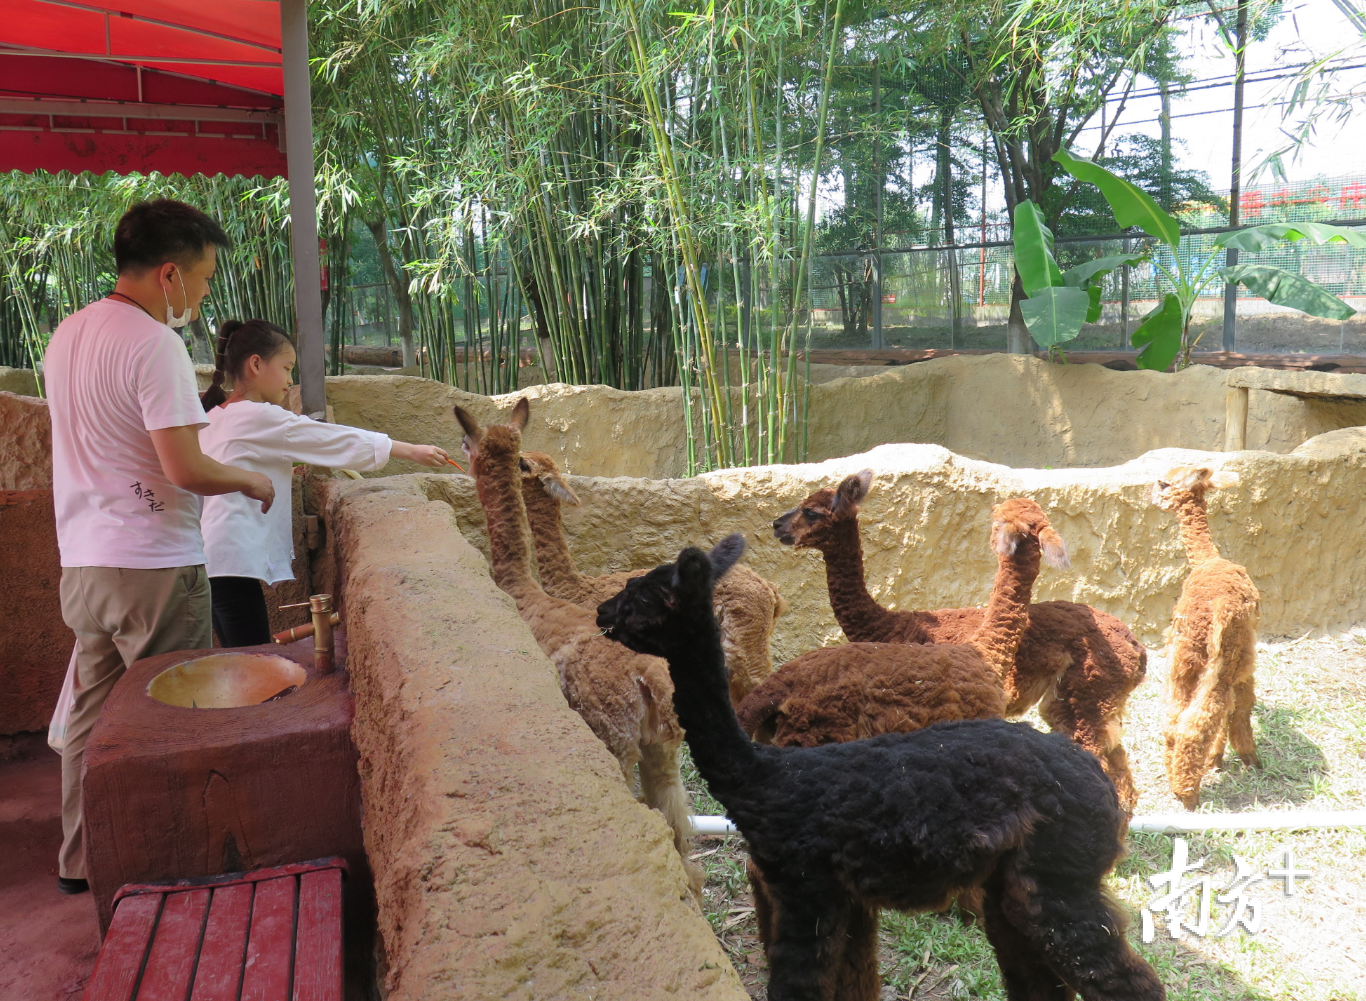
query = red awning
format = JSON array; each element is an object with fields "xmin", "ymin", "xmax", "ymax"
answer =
[{"xmin": 0, "ymin": 0, "xmax": 287, "ymax": 177}]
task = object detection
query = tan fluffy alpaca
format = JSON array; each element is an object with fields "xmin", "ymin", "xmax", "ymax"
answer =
[
  {"xmin": 518, "ymin": 450, "xmax": 788, "ymax": 706},
  {"xmin": 454, "ymin": 401, "xmax": 700, "ymax": 893},
  {"xmin": 774, "ymin": 470, "xmax": 1146, "ymax": 811},
  {"xmin": 1152, "ymin": 466, "xmax": 1261, "ymax": 810}
]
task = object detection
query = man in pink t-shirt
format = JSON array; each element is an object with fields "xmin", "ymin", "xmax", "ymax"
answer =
[{"xmin": 44, "ymin": 199, "xmax": 275, "ymax": 894}]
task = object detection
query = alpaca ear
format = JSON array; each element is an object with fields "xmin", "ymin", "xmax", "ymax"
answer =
[
  {"xmin": 708, "ymin": 533, "xmax": 747, "ymax": 581},
  {"xmin": 1039, "ymin": 526, "xmax": 1070, "ymax": 569},
  {"xmin": 832, "ymin": 469, "xmax": 872, "ymax": 516},
  {"xmin": 541, "ymin": 472, "xmax": 581, "ymax": 506},
  {"xmin": 675, "ymin": 547, "xmax": 713, "ymax": 591},
  {"xmin": 454, "ymin": 406, "xmax": 481, "ymax": 458},
  {"xmin": 453, "ymin": 405, "xmax": 482, "ymax": 442},
  {"xmin": 1167, "ymin": 467, "xmax": 1209, "ymax": 491},
  {"xmin": 1208, "ymin": 469, "xmax": 1240, "ymax": 490},
  {"xmin": 993, "ymin": 521, "xmax": 1023, "ymax": 557},
  {"xmin": 508, "ymin": 397, "xmax": 530, "ymax": 432}
]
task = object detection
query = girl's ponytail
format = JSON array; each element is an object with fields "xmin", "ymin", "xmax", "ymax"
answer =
[
  {"xmin": 200, "ymin": 319, "xmax": 243, "ymax": 410},
  {"xmin": 199, "ymin": 318, "xmax": 291, "ymax": 411}
]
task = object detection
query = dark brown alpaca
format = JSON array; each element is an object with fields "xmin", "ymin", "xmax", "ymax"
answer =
[
  {"xmin": 1151, "ymin": 466, "xmax": 1260, "ymax": 810},
  {"xmin": 453, "ymin": 400, "xmax": 699, "ymax": 895},
  {"xmin": 774, "ymin": 471, "xmax": 1146, "ymax": 811},
  {"xmin": 518, "ymin": 450, "xmax": 787, "ymax": 706}
]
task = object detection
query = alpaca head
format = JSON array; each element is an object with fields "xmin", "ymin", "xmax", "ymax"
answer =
[
  {"xmin": 772, "ymin": 469, "xmax": 873, "ymax": 550},
  {"xmin": 990, "ymin": 498, "xmax": 1069, "ymax": 569},
  {"xmin": 596, "ymin": 534, "xmax": 747, "ymax": 658},
  {"xmin": 1150, "ymin": 466, "xmax": 1240, "ymax": 510},
  {"xmin": 453, "ymin": 397, "xmax": 530, "ymax": 474},
  {"xmin": 519, "ymin": 451, "xmax": 581, "ymax": 506}
]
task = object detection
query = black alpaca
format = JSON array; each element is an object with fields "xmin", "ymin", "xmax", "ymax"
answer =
[{"xmin": 597, "ymin": 535, "xmax": 1164, "ymax": 1001}]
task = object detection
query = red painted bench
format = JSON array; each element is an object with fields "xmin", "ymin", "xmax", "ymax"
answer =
[{"xmin": 82, "ymin": 858, "xmax": 347, "ymax": 1001}]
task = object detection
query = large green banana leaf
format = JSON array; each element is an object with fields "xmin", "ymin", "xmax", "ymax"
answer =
[
  {"xmin": 1020, "ymin": 285, "xmax": 1090, "ymax": 348},
  {"xmin": 1130, "ymin": 293, "xmax": 1184, "ymax": 371},
  {"xmin": 1053, "ymin": 149, "xmax": 1181, "ymax": 246},
  {"xmin": 1220, "ymin": 264, "xmax": 1357, "ymax": 319},
  {"xmin": 1012, "ymin": 200, "xmax": 1063, "ymax": 297},
  {"xmin": 1062, "ymin": 253, "xmax": 1147, "ymax": 288},
  {"xmin": 1215, "ymin": 222, "xmax": 1366, "ymax": 254}
]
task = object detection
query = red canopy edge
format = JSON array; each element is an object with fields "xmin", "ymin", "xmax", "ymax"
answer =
[{"xmin": 1, "ymin": 0, "xmax": 286, "ymax": 177}]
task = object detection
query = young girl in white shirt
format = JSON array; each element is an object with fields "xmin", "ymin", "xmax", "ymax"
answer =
[{"xmin": 199, "ymin": 319, "xmax": 449, "ymax": 646}]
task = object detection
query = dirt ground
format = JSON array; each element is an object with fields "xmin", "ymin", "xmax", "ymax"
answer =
[
  {"xmin": 686, "ymin": 630, "xmax": 1366, "ymax": 1000},
  {"xmin": 810, "ymin": 313, "xmax": 1366, "ymax": 356}
]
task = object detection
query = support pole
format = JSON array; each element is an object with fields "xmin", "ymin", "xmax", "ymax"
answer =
[
  {"xmin": 871, "ymin": 55, "xmax": 883, "ymax": 350},
  {"xmin": 1221, "ymin": 0, "xmax": 1249, "ymax": 354},
  {"xmin": 1224, "ymin": 385, "xmax": 1249, "ymax": 452},
  {"xmin": 281, "ymin": 0, "xmax": 326, "ymax": 419}
]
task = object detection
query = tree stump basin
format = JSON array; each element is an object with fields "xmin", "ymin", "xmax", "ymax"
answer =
[{"xmin": 81, "ymin": 633, "xmax": 372, "ymax": 984}]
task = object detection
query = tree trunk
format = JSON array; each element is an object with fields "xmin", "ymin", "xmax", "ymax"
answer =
[
  {"xmin": 365, "ymin": 215, "xmax": 416, "ymax": 368},
  {"xmin": 1007, "ymin": 273, "xmax": 1033, "ymax": 354}
]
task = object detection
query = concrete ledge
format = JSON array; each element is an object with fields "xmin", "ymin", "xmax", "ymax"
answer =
[
  {"xmin": 325, "ymin": 479, "xmax": 745, "ymax": 1000},
  {"xmin": 1228, "ymin": 366, "xmax": 1366, "ymax": 400}
]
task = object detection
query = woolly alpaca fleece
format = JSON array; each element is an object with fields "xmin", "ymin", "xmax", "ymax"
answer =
[
  {"xmin": 1151, "ymin": 466, "xmax": 1261, "ymax": 810},
  {"xmin": 453, "ymin": 400, "xmax": 699, "ymax": 894},
  {"xmin": 735, "ymin": 496, "xmax": 1064, "ymax": 749},
  {"xmin": 774, "ymin": 470, "xmax": 1146, "ymax": 811},
  {"xmin": 518, "ymin": 450, "xmax": 788, "ymax": 706},
  {"xmin": 597, "ymin": 538, "xmax": 1164, "ymax": 1001}
]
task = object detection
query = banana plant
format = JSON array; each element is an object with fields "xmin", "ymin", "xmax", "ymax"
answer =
[{"xmin": 1012, "ymin": 148, "xmax": 1364, "ymax": 370}]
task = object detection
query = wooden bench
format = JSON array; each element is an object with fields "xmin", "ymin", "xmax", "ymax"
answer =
[{"xmin": 82, "ymin": 858, "xmax": 346, "ymax": 1001}]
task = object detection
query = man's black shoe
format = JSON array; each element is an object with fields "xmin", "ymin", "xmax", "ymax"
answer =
[{"xmin": 57, "ymin": 877, "xmax": 89, "ymax": 895}]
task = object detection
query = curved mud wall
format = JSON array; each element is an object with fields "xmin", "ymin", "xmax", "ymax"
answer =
[
  {"xmin": 410, "ymin": 426, "xmax": 1366, "ymax": 651},
  {"xmin": 316, "ymin": 354, "xmax": 1366, "ymax": 476},
  {"xmin": 321, "ymin": 479, "xmax": 746, "ymax": 1001}
]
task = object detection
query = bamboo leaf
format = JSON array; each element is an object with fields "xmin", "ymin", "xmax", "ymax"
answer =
[
  {"xmin": 1130, "ymin": 293, "xmax": 1185, "ymax": 371},
  {"xmin": 1011, "ymin": 200, "xmax": 1063, "ymax": 298},
  {"xmin": 1215, "ymin": 222, "xmax": 1366, "ymax": 253},
  {"xmin": 1019, "ymin": 285, "xmax": 1090, "ymax": 348},
  {"xmin": 1053, "ymin": 149, "xmax": 1181, "ymax": 246},
  {"xmin": 1220, "ymin": 265, "xmax": 1358, "ymax": 320}
]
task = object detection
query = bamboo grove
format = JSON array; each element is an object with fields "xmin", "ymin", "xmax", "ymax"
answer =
[{"xmin": 1, "ymin": 0, "xmax": 1196, "ymax": 472}]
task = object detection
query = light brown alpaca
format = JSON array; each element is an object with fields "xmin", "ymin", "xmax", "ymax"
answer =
[
  {"xmin": 1151, "ymin": 466, "xmax": 1261, "ymax": 810},
  {"xmin": 774, "ymin": 470, "xmax": 1146, "ymax": 811},
  {"xmin": 518, "ymin": 450, "xmax": 788, "ymax": 707},
  {"xmin": 454, "ymin": 400, "xmax": 700, "ymax": 894}
]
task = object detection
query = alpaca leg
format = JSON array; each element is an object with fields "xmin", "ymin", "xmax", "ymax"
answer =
[
  {"xmin": 831, "ymin": 902, "xmax": 880, "ymax": 1001},
  {"xmin": 1044, "ymin": 693, "xmax": 1137, "ymax": 814},
  {"xmin": 638, "ymin": 737, "xmax": 702, "ymax": 899},
  {"xmin": 1166, "ymin": 655, "xmax": 1234, "ymax": 810},
  {"xmin": 763, "ymin": 879, "xmax": 856, "ymax": 1001},
  {"xmin": 1007, "ymin": 874, "xmax": 1164, "ymax": 1001},
  {"xmin": 749, "ymin": 858, "xmax": 779, "ymax": 950},
  {"xmin": 1228, "ymin": 677, "xmax": 1261, "ymax": 768},
  {"xmin": 979, "ymin": 877, "xmax": 1071, "ymax": 1001}
]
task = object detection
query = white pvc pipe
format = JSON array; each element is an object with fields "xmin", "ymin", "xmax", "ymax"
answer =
[
  {"xmin": 691, "ymin": 811, "xmax": 1366, "ymax": 838},
  {"xmin": 1127, "ymin": 810, "xmax": 1366, "ymax": 834}
]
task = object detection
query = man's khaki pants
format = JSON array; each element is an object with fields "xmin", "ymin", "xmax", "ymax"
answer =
[{"xmin": 58, "ymin": 565, "xmax": 212, "ymax": 879}]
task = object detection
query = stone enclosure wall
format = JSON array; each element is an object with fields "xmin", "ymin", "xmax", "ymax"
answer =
[{"xmin": 315, "ymin": 354, "xmax": 1366, "ymax": 477}]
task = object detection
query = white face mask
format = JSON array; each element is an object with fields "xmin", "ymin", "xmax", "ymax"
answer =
[{"xmin": 163, "ymin": 268, "xmax": 192, "ymax": 329}]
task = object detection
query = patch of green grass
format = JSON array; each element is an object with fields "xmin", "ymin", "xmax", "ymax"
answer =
[{"xmin": 680, "ymin": 632, "xmax": 1366, "ymax": 999}]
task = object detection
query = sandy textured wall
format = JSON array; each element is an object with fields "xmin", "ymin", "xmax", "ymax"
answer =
[
  {"xmin": 416, "ymin": 425, "xmax": 1366, "ymax": 652},
  {"xmin": 324, "ymin": 478, "xmax": 746, "ymax": 1001},
  {"xmin": 319, "ymin": 355, "xmax": 1366, "ymax": 475}
]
